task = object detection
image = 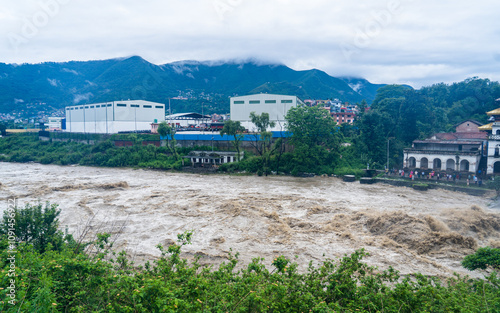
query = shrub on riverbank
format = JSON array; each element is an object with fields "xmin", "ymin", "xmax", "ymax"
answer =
[{"xmin": 0, "ymin": 133, "xmax": 185, "ymax": 170}]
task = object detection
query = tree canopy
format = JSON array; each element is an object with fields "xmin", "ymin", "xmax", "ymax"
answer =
[
  {"xmin": 285, "ymin": 105, "xmax": 341, "ymax": 175},
  {"xmin": 220, "ymin": 120, "xmax": 246, "ymax": 161}
]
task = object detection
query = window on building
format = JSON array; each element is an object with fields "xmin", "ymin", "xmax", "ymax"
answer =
[
  {"xmin": 90, "ymin": 106, "xmax": 94, "ymax": 108},
  {"xmin": 234, "ymin": 101, "xmax": 245, "ymax": 104},
  {"xmin": 131, "ymin": 104, "xmax": 140, "ymax": 108},
  {"xmin": 117, "ymin": 103, "xmax": 127, "ymax": 107},
  {"xmin": 107, "ymin": 104, "xmax": 112, "ymax": 107},
  {"xmin": 281, "ymin": 100, "xmax": 293, "ymax": 103},
  {"xmin": 155, "ymin": 106, "xmax": 164, "ymax": 109},
  {"xmin": 96, "ymin": 105, "xmax": 100, "ymax": 108},
  {"xmin": 143, "ymin": 105, "xmax": 152, "ymax": 108},
  {"xmin": 249, "ymin": 100, "xmax": 260, "ymax": 104},
  {"xmin": 85, "ymin": 106, "xmax": 89, "ymax": 109},
  {"xmin": 79, "ymin": 107, "xmax": 83, "ymax": 109},
  {"xmin": 265, "ymin": 100, "xmax": 277, "ymax": 103}
]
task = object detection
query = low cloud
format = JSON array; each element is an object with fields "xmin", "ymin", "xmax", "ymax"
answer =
[{"xmin": 1, "ymin": 0, "xmax": 500, "ymax": 88}]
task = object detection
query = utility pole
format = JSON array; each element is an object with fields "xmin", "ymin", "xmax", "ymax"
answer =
[{"xmin": 168, "ymin": 98, "xmax": 171, "ymax": 127}]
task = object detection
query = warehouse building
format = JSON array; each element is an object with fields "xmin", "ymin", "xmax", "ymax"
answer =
[
  {"xmin": 230, "ymin": 94, "xmax": 304, "ymax": 131},
  {"xmin": 65, "ymin": 100, "xmax": 165, "ymax": 133}
]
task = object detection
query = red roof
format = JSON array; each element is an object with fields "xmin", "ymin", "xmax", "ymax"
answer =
[{"xmin": 433, "ymin": 132, "xmax": 487, "ymax": 140}]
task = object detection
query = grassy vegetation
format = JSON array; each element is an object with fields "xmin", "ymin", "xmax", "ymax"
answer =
[{"xmin": 0, "ymin": 133, "xmax": 186, "ymax": 170}]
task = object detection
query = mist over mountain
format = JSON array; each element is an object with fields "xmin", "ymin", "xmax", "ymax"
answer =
[{"xmin": 0, "ymin": 56, "xmax": 386, "ymax": 113}]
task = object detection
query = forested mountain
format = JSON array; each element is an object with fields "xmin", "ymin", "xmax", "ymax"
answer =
[{"xmin": 0, "ymin": 56, "xmax": 385, "ymax": 114}]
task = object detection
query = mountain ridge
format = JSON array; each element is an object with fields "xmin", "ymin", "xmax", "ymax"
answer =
[{"xmin": 0, "ymin": 56, "xmax": 387, "ymax": 114}]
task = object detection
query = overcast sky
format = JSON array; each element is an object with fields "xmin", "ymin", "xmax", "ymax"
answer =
[{"xmin": 1, "ymin": 0, "xmax": 500, "ymax": 88}]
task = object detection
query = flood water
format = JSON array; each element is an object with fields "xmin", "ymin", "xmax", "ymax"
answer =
[{"xmin": 1, "ymin": 162, "xmax": 499, "ymax": 277}]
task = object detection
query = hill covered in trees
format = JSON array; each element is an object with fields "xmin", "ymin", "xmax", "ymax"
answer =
[{"xmin": 0, "ymin": 56, "xmax": 385, "ymax": 114}]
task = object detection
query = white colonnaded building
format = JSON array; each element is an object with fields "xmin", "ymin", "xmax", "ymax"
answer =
[
  {"xmin": 230, "ymin": 94, "xmax": 304, "ymax": 131},
  {"xmin": 65, "ymin": 100, "xmax": 165, "ymax": 133}
]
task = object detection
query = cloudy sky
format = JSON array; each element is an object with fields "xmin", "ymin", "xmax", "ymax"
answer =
[{"xmin": 1, "ymin": 0, "xmax": 500, "ymax": 88}]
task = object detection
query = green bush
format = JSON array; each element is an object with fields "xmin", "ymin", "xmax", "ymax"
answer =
[
  {"xmin": 462, "ymin": 247, "xmax": 500, "ymax": 271},
  {"xmin": 0, "ymin": 202, "xmax": 65, "ymax": 253},
  {"xmin": 1, "ymin": 204, "xmax": 500, "ymax": 312}
]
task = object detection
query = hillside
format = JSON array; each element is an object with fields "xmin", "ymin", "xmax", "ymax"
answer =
[{"xmin": 0, "ymin": 56, "xmax": 385, "ymax": 114}]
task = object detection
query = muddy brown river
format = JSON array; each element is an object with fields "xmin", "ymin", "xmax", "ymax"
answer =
[{"xmin": 1, "ymin": 162, "xmax": 499, "ymax": 278}]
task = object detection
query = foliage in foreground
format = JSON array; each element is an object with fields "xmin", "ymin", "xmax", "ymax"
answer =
[{"xmin": 1, "ymin": 203, "xmax": 500, "ymax": 312}]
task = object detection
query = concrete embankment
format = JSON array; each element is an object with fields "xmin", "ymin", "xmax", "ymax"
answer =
[{"xmin": 374, "ymin": 178, "xmax": 494, "ymax": 197}]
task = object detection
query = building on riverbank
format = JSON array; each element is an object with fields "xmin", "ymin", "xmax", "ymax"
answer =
[
  {"xmin": 230, "ymin": 94, "xmax": 304, "ymax": 131},
  {"xmin": 479, "ymin": 108, "xmax": 500, "ymax": 175},
  {"xmin": 404, "ymin": 120, "xmax": 487, "ymax": 174},
  {"xmin": 65, "ymin": 100, "xmax": 165, "ymax": 134},
  {"xmin": 183, "ymin": 151, "xmax": 243, "ymax": 167}
]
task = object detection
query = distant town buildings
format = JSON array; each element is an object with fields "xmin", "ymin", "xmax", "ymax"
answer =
[
  {"xmin": 65, "ymin": 100, "xmax": 165, "ymax": 134},
  {"xmin": 230, "ymin": 94, "xmax": 304, "ymax": 131},
  {"xmin": 332, "ymin": 112, "xmax": 356, "ymax": 124},
  {"xmin": 303, "ymin": 99, "xmax": 358, "ymax": 124}
]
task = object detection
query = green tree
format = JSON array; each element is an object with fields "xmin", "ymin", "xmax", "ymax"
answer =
[
  {"xmin": 356, "ymin": 110, "xmax": 389, "ymax": 168},
  {"xmin": 0, "ymin": 202, "xmax": 65, "ymax": 253},
  {"xmin": 285, "ymin": 105, "xmax": 340, "ymax": 174},
  {"xmin": 220, "ymin": 120, "xmax": 245, "ymax": 162},
  {"xmin": 462, "ymin": 247, "xmax": 500, "ymax": 271},
  {"xmin": 157, "ymin": 121, "xmax": 179, "ymax": 161},
  {"xmin": 249, "ymin": 111, "xmax": 276, "ymax": 156}
]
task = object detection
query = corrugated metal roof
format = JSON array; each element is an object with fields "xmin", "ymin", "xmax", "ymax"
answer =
[
  {"xmin": 165, "ymin": 113, "xmax": 211, "ymax": 119},
  {"xmin": 161, "ymin": 131, "xmax": 291, "ymax": 141}
]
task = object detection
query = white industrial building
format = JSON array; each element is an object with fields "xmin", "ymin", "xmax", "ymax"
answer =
[
  {"xmin": 65, "ymin": 100, "xmax": 165, "ymax": 133},
  {"xmin": 230, "ymin": 94, "xmax": 304, "ymax": 131}
]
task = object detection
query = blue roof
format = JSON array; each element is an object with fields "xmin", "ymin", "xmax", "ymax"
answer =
[{"xmin": 160, "ymin": 131, "xmax": 291, "ymax": 141}]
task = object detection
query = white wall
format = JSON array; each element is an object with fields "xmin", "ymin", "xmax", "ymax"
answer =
[
  {"xmin": 65, "ymin": 100, "xmax": 165, "ymax": 133},
  {"xmin": 230, "ymin": 94, "xmax": 301, "ymax": 131}
]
